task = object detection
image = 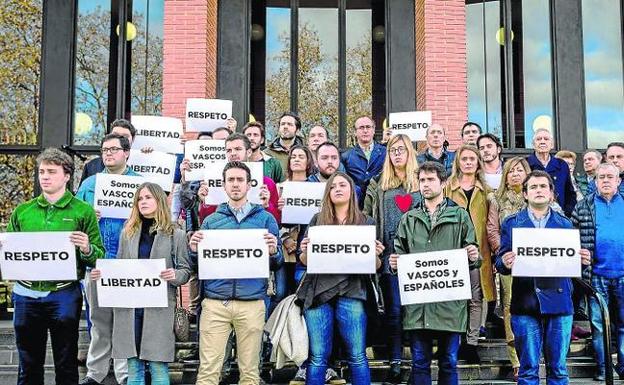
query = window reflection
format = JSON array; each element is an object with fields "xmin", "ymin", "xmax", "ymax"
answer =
[
  {"xmin": 346, "ymin": 5, "xmax": 372, "ymax": 146},
  {"xmin": 582, "ymin": 0, "xmax": 624, "ymax": 148},
  {"xmin": 131, "ymin": 0, "xmax": 164, "ymax": 115},
  {"xmin": 0, "ymin": 0, "xmax": 42, "ymax": 146},
  {"xmin": 298, "ymin": 2, "xmax": 339, "ymax": 141},
  {"xmin": 265, "ymin": 3, "xmax": 291, "ymax": 141},
  {"xmin": 73, "ymin": 0, "xmax": 111, "ymax": 146},
  {"xmin": 515, "ymin": 0, "xmax": 554, "ymax": 148}
]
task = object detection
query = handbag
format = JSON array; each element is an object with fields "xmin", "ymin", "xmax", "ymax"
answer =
[{"xmin": 171, "ymin": 234, "xmax": 191, "ymax": 342}]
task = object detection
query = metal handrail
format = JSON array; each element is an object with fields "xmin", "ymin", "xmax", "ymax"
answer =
[{"xmin": 573, "ymin": 277, "xmax": 613, "ymax": 385}]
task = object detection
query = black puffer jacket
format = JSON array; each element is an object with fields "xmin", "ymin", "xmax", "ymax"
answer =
[{"xmin": 570, "ymin": 193, "xmax": 596, "ymax": 254}]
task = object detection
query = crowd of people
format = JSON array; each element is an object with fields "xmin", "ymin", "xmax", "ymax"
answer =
[{"xmin": 3, "ymin": 111, "xmax": 624, "ymax": 385}]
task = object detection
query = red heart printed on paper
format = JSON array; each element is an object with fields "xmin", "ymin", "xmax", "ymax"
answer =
[{"xmin": 394, "ymin": 194, "xmax": 413, "ymax": 213}]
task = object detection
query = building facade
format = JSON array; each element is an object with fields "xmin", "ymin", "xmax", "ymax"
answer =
[{"xmin": 0, "ymin": 0, "xmax": 623, "ymax": 225}]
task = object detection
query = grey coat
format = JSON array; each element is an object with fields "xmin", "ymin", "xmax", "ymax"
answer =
[{"xmin": 112, "ymin": 227, "xmax": 191, "ymax": 362}]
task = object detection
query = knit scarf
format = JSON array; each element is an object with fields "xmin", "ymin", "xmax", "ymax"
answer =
[{"xmin": 497, "ymin": 189, "xmax": 526, "ymax": 225}]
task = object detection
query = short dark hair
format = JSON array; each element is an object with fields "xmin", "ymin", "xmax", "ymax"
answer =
[
  {"xmin": 418, "ymin": 161, "xmax": 447, "ymax": 182},
  {"xmin": 212, "ymin": 126, "xmax": 233, "ymax": 138},
  {"xmin": 222, "ymin": 161, "xmax": 251, "ymax": 183},
  {"xmin": 461, "ymin": 121, "xmax": 482, "ymax": 137},
  {"xmin": 243, "ymin": 121, "xmax": 266, "ymax": 138},
  {"xmin": 109, "ymin": 119, "xmax": 136, "ymax": 138},
  {"xmin": 607, "ymin": 142, "xmax": 624, "ymax": 152},
  {"xmin": 316, "ymin": 141, "xmax": 340, "ymax": 157},
  {"xmin": 225, "ymin": 132, "xmax": 251, "ymax": 151},
  {"xmin": 37, "ymin": 147, "xmax": 75, "ymax": 176},
  {"xmin": 102, "ymin": 133, "xmax": 131, "ymax": 151},
  {"xmin": 197, "ymin": 131, "xmax": 213, "ymax": 139},
  {"xmin": 522, "ymin": 170, "xmax": 555, "ymax": 194},
  {"xmin": 476, "ymin": 133, "xmax": 503, "ymax": 151},
  {"xmin": 278, "ymin": 112, "xmax": 302, "ymax": 131}
]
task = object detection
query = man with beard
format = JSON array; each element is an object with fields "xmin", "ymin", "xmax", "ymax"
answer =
[
  {"xmin": 264, "ymin": 112, "xmax": 305, "ymax": 176},
  {"xmin": 477, "ymin": 133, "xmax": 504, "ymax": 190},
  {"xmin": 244, "ymin": 121, "xmax": 285, "ymax": 183}
]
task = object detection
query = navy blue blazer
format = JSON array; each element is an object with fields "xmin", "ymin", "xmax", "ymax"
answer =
[{"xmin": 527, "ymin": 154, "xmax": 576, "ymax": 217}]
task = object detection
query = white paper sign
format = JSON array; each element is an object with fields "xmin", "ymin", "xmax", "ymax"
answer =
[
  {"xmin": 204, "ymin": 162, "xmax": 264, "ymax": 205},
  {"xmin": 94, "ymin": 173, "xmax": 146, "ymax": 219},
  {"xmin": 197, "ymin": 229, "xmax": 269, "ymax": 280},
  {"xmin": 96, "ymin": 259, "xmax": 168, "ymax": 308},
  {"xmin": 307, "ymin": 225, "xmax": 376, "ymax": 274},
  {"xmin": 485, "ymin": 173, "xmax": 502, "ymax": 190},
  {"xmin": 127, "ymin": 150, "xmax": 176, "ymax": 192},
  {"xmin": 0, "ymin": 232, "xmax": 77, "ymax": 281},
  {"xmin": 184, "ymin": 140, "xmax": 226, "ymax": 181},
  {"xmin": 131, "ymin": 115, "xmax": 184, "ymax": 154},
  {"xmin": 186, "ymin": 98, "xmax": 233, "ymax": 132},
  {"xmin": 397, "ymin": 249, "xmax": 472, "ymax": 305},
  {"xmin": 512, "ymin": 228, "xmax": 581, "ymax": 277},
  {"xmin": 281, "ymin": 182, "xmax": 326, "ymax": 224},
  {"xmin": 389, "ymin": 111, "xmax": 432, "ymax": 142}
]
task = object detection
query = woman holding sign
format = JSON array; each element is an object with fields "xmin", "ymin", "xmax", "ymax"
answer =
[
  {"xmin": 297, "ymin": 172, "xmax": 384, "ymax": 385},
  {"xmin": 91, "ymin": 182, "xmax": 191, "ymax": 385},
  {"xmin": 363, "ymin": 133, "xmax": 421, "ymax": 384}
]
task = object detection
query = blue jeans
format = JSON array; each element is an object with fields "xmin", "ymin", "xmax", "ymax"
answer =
[
  {"xmin": 409, "ymin": 330, "xmax": 460, "ymax": 385},
  {"xmin": 381, "ymin": 274, "xmax": 402, "ymax": 363},
  {"xmin": 304, "ymin": 297, "xmax": 370, "ymax": 385},
  {"xmin": 590, "ymin": 274, "xmax": 624, "ymax": 375},
  {"xmin": 13, "ymin": 284, "xmax": 82, "ymax": 385},
  {"xmin": 511, "ymin": 314, "xmax": 572, "ymax": 385},
  {"xmin": 127, "ymin": 357, "xmax": 170, "ymax": 385}
]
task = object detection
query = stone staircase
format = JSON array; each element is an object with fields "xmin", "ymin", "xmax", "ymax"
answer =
[{"xmin": 0, "ymin": 320, "xmax": 611, "ymax": 384}]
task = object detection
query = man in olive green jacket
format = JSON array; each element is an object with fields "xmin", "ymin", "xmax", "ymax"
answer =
[{"xmin": 390, "ymin": 161, "xmax": 480, "ymax": 385}]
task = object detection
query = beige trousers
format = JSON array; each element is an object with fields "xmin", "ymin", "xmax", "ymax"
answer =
[{"xmin": 196, "ymin": 298, "xmax": 265, "ymax": 385}]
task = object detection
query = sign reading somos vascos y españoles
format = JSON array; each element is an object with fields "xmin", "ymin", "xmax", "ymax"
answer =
[
  {"xmin": 94, "ymin": 174, "xmax": 147, "ymax": 219},
  {"xmin": 96, "ymin": 259, "xmax": 168, "ymax": 308},
  {"xmin": 307, "ymin": 225, "xmax": 377, "ymax": 274},
  {"xmin": 397, "ymin": 249, "xmax": 472, "ymax": 306},
  {"xmin": 512, "ymin": 228, "xmax": 581, "ymax": 278},
  {"xmin": 184, "ymin": 139, "xmax": 226, "ymax": 182},
  {"xmin": 185, "ymin": 98, "xmax": 233, "ymax": 133},
  {"xmin": 197, "ymin": 229, "xmax": 269, "ymax": 280},
  {"xmin": 0, "ymin": 232, "xmax": 77, "ymax": 281},
  {"xmin": 388, "ymin": 111, "xmax": 432, "ymax": 142},
  {"xmin": 131, "ymin": 115, "xmax": 184, "ymax": 154}
]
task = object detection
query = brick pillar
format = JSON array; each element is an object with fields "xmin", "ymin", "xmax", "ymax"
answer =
[
  {"xmin": 163, "ymin": 0, "xmax": 218, "ymax": 308},
  {"xmin": 163, "ymin": 0, "xmax": 218, "ymax": 127},
  {"xmin": 415, "ymin": 0, "xmax": 468, "ymax": 150}
]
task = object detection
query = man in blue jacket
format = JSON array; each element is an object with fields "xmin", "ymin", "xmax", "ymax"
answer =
[
  {"xmin": 496, "ymin": 170, "xmax": 591, "ymax": 385},
  {"xmin": 416, "ymin": 123, "xmax": 456, "ymax": 178},
  {"xmin": 526, "ymin": 128, "xmax": 576, "ymax": 217},
  {"xmin": 189, "ymin": 161, "xmax": 283, "ymax": 385},
  {"xmin": 572, "ymin": 162, "xmax": 624, "ymax": 381},
  {"xmin": 76, "ymin": 133, "xmax": 141, "ymax": 385},
  {"xmin": 341, "ymin": 116, "xmax": 386, "ymax": 205},
  {"xmin": 587, "ymin": 142, "xmax": 624, "ymax": 196}
]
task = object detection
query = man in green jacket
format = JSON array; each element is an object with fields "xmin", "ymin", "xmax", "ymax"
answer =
[
  {"xmin": 5, "ymin": 148, "xmax": 104, "ymax": 385},
  {"xmin": 390, "ymin": 161, "xmax": 480, "ymax": 385}
]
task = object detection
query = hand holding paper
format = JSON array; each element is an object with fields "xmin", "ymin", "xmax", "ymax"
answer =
[
  {"xmin": 579, "ymin": 248, "xmax": 591, "ymax": 265},
  {"xmin": 69, "ymin": 231, "xmax": 91, "ymax": 254},
  {"xmin": 160, "ymin": 268, "xmax": 176, "ymax": 281},
  {"xmin": 264, "ymin": 232, "xmax": 278, "ymax": 255},
  {"xmin": 189, "ymin": 231, "xmax": 204, "ymax": 253},
  {"xmin": 465, "ymin": 244, "xmax": 479, "ymax": 262}
]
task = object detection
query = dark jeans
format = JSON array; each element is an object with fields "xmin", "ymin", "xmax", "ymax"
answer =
[
  {"xmin": 304, "ymin": 297, "xmax": 370, "ymax": 385},
  {"xmin": 13, "ymin": 284, "xmax": 82, "ymax": 385},
  {"xmin": 590, "ymin": 274, "xmax": 624, "ymax": 375},
  {"xmin": 380, "ymin": 273, "xmax": 402, "ymax": 363},
  {"xmin": 409, "ymin": 330, "xmax": 460, "ymax": 385},
  {"xmin": 511, "ymin": 314, "xmax": 572, "ymax": 385}
]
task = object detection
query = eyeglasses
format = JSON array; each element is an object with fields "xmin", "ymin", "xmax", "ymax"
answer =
[
  {"xmin": 356, "ymin": 125, "xmax": 374, "ymax": 131},
  {"xmin": 389, "ymin": 146, "xmax": 407, "ymax": 155},
  {"xmin": 101, "ymin": 147, "xmax": 123, "ymax": 154}
]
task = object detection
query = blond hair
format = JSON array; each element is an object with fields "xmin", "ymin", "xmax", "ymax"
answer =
[
  {"xmin": 123, "ymin": 182, "xmax": 175, "ymax": 238},
  {"xmin": 379, "ymin": 134, "xmax": 419, "ymax": 192},
  {"xmin": 449, "ymin": 144, "xmax": 488, "ymax": 190},
  {"xmin": 555, "ymin": 150, "xmax": 577, "ymax": 162},
  {"xmin": 495, "ymin": 157, "xmax": 531, "ymax": 201}
]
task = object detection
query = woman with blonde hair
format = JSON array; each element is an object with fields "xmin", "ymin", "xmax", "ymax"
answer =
[
  {"xmin": 363, "ymin": 133, "xmax": 420, "ymax": 383},
  {"xmin": 444, "ymin": 144, "xmax": 494, "ymax": 363},
  {"xmin": 297, "ymin": 172, "xmax": 384, "ymax": 385},
  {"xmin": 485, "ymin": 156, "xmax": 530, "ymax": 380},
  {"xmin": 91, "ymin": 182, "xmax": 191, "ymax": 385}
]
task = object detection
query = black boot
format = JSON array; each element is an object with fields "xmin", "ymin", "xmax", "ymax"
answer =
[{"xmin": 382, "ymin": 362, "xmax": 402, "ymax": 385}]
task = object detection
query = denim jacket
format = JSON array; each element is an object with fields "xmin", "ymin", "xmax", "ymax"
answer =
[
  {"xmin": 75, "ymin": 167, "xmax": 141, "ymax": 259},
  {"xmin": 495, "ymin": 208, "xmax": 574, "ymax": 316}
]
